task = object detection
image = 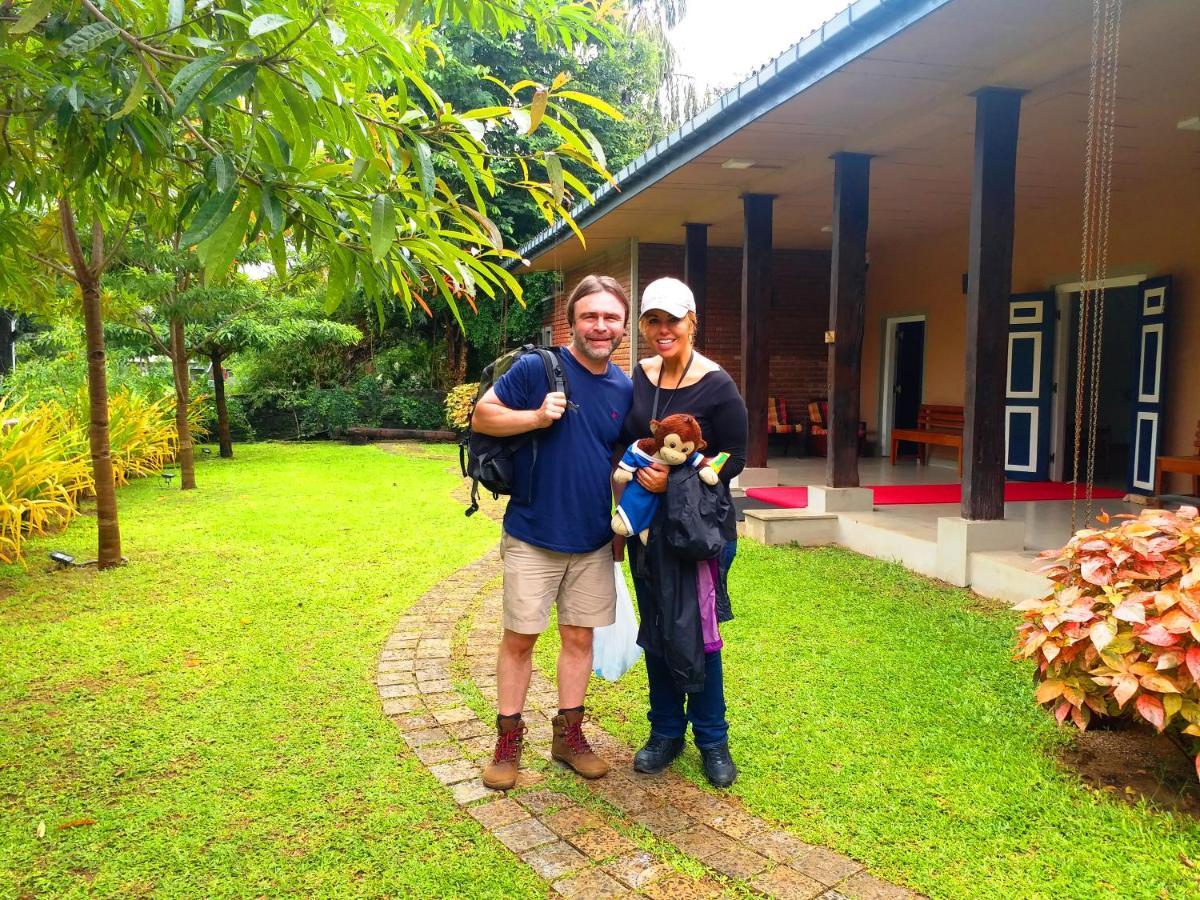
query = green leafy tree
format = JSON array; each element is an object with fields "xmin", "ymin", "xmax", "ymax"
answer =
[{"xmin": 0, "ymin": 0, "xmax": 620, "ymax": 567}]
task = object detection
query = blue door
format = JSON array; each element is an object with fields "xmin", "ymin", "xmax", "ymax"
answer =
[
  {"xmin": 1127, "ymin": 277, "xmax": 1171, "ymax": 495},
  {"xmin": 1005, "ymin": 293, "xmax": 1056, "ymax": 481}
]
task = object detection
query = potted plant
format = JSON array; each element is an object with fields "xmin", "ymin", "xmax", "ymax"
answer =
[{"xmin": 1015, "ymin": 506, "xmax": 1200, "ymax": 777}]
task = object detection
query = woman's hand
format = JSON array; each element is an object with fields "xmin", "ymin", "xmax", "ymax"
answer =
[{"xmin": 636, "ymin": 462, "xmax": 668, "ymax": 494}]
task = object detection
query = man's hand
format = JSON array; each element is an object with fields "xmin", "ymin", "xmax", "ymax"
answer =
[
  {"xmin": 636, "ymin": 462, "xmax": 668, "ymax": 494},
  {"xmin": 611, "ymin": 534, "xmax": 626, "ymax": 562},
  {"xmin": 536, "ymin": 391, "xmax": 568, "ymax": 428}
]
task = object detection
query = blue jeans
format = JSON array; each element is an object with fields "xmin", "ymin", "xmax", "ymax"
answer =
[{"xmin": 644, "ymin": 538, "xmax": 736, "ymax": 748}]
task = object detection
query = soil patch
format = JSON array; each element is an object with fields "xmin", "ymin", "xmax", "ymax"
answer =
[{"xmin": 1061, "ymin": 722, "xmax": 1200, "ymax": 818}]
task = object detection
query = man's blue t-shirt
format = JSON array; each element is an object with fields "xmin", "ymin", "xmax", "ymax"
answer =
[{"xmin": 492, "ymin": 348, "xmax": 632, "ymax": 554}]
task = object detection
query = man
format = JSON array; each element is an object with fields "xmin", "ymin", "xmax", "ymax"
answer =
[{"xmin": 472, "ymin": 274, "xmax": 632, "ymax": 790}]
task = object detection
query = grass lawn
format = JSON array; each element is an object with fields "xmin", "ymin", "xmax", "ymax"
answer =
[
  {"xmin": 0, "ymin": 442, "xmax": 545, "ymax": 898},
  {"xmin": 538, "ymin": 542, "xmax": 1200, "ymax": 899}
]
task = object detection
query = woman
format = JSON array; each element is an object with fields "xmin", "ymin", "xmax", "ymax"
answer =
[{"xmin": 619, "ymin": 276, "xmax": 747, "ymax": 788}]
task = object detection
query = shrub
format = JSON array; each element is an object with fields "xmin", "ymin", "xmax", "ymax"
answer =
[
  {"xmin": 1015, "ymin": 506, "xmax": 1200, "ymax": 776},
  {"xmin": 445, "ymin": 383, "xmax": 479, "ymax": 432}
]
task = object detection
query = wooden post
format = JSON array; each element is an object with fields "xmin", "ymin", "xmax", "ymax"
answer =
[
  {"xmin": 742, "ymin": 195, "xmax": 774, "ymax": 469},
  {"xmin": 963, "ymin": 88, "xmax": 1023, "ymax": 521},
  {"xmin": 0, "ymin": 311, "xmax": 14, "ymax": 376},
  {"xmin": 684, "ymin": 223, "xmax": 709, "ymax": 351},
  {"xmin": 827, "ymin": 153, "xmax": 872, "ymax": 489}
]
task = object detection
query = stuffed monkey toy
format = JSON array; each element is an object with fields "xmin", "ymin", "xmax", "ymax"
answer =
[{"xmin": 612, "ymin": 413, "xmax": 719, "ymax": 544}]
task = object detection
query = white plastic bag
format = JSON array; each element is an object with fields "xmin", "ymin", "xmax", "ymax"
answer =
[{"xmin": 593, "ymin": 563, "xmax": 643, "ymax": 681}]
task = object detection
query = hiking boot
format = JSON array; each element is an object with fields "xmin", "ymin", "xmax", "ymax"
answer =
[
  {"xmin": 482, "ymin": 715, "xmax": 526, "ymax": 790},
  {"xmin": 551, "ymin": 709, "xmax": 609, "ymax": 779},
  {"xmin": 633, "ymin": 734, "xmax": 685, "ymax": 774},
  {"xmin": 698, "ymin": 742, "xmax": 737, "ymax": 788}
]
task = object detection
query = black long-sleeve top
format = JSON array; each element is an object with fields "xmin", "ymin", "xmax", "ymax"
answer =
[{"xmin": 619, "ymin": 365, "xmax": 749, "ymax": 541}]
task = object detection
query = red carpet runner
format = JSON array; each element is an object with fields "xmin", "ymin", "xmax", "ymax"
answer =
[{"xmin": 745, "ymin": 481, "xmax": 1126, "ymax": 509}]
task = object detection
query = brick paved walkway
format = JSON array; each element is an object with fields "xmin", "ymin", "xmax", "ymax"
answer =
[{"xmin": 375, "ymin": 530, "xmax": 922, "ymax": 898}]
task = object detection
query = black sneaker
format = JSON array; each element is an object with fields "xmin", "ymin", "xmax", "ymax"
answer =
[
  {"xmin": 698, "ymin": 742, "xmax": 737, "ymax": 788},
  {"xmin": 633, "ymin": 734, "xmax": 685, "ymax": 774}
]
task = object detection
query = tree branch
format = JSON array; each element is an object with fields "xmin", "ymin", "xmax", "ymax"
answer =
[
  {"xmin": 81, "ymin": 0, "xmax": 193, "ymax": 62},
  {"xmin": 59, "ymin": 197, "xmax": 89, "ymax": 283},
  {"xmin": 29, "ymin": 251, "xmax": 75, "ymax": 279}
]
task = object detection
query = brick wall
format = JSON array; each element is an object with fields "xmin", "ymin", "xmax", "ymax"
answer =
[
  {"xmin": 637, "ymin": 243, "xmax": 831, "ymax": 423},
  {"xmin": 544, "ymin": 241, "xmax": 635, "ymax": 372}
]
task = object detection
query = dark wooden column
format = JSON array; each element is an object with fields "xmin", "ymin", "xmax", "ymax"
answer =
[
  {"xmin": 963, "ymin": 87, "xmax": 1023, "ymax": 520},
  {"xmin": 684, "ymin": 223, "xmax": 709, "ymax": 351},
  {"xmin": 741, "ymin": 195, "xmax": 774, "ymax": 469},
  {"xmin": 827, "ymin": 153, "xmax": 872, "ymax": 489},
  {"xmin": 0, "ymin": 311, "xmax": 14, "ymax": 376}
]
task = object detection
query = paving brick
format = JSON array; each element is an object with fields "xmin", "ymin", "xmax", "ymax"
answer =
[
  {"xmin": 751, "ymin": 866, "xmax": 827, "ymax": 900},
  {"xmin": 392, "ymin": 713, "xmax": 437, "ymax": 731},
  {"xmin": 417, "ymin": 679, "xmax": 454, "ymax": 694},
  {"xmin": 379, "ymin": 682, "xmax": 420, "ymax": 699},
  {"xmin": 603, "ymin": 850, "xmax": 672, "ymax": 889},
  {"xmin": 542, "ymin": 805, "xmax": 605, "ymax": 838},
  {"xmin": 708, "ymin": 809, "xmax": 766, "ymax": 841},
  {"xmin": 748, "ymin": 830, "xmax": 815, "ymax": 863},
  {"xmin": 433, "ymin": 707, "xmax": 475, "ymax": 725},
  {"xmin": 413, "ymin": 743, "xmax": 463, "ymax": 766},
  {"xmin": 468, "ymin": 798, "xmax": 530, "ymax": 830},
  {"xmin": 704, "ymin": 845, "xmax": 770, "ymax": 880},
  {"xmin": 838, "ymin": 872, "xmax": 916, "ymax": 900},
  {"xmin": 375, "ymin": 671, "xmax": 416, "ymax": 686},
  {"xmin": 452, "ymin": 779, "xmax": 496, "ymax": 805},
  {"xmin": 566, "ymin": 825, "xmax": 637, "ymax": 862},
  {"xmin": 382, "ymin": 696, "xmax": 422, "ymax": 716},
  {"xmin": 514, "ymin": 789, "xmax": 571, "ymax": 815},
  {"xmin": 552, "ymin": 867, "xmax": 630, "ymax": 899},
  {"xmin": 401, "ymin": 726, "xmax": 451, "ymax": 747},
  {"xmin": 640, "ymin": 871, "xmax": 723, "ymax": 899},
  {"xmin": 429, "ymin": 760, "xmax": 479, "ymax": 785},
  {"xmin": 628, "ymin": 803, "xmax": 692, "ymax": 837},
  {"xmin": 520, "ymin": 840, "xmax": 590, "ymax": 881},
  {"xmin": 446, "ymin": 718, "xmax": 493, "ymax": 740},
  {"xmin": 667, "ymin": 824, "xmax": 737, "ymax": 860},
  {"xmin": 792, "ymin": 848, "xmax": 864, "ymax": 887},
  {"xmin": 493, "ymin": 817, "xmax": 558, "ymax": 853}
]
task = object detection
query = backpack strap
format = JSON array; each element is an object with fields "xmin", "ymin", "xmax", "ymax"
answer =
[{"xmin": 533, "ymin": 347, "xmax": 569, "ymax": 401}]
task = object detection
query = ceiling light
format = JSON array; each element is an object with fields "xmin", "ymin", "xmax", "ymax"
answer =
[
  {"xmin": 721, "ymin": 159, "xmax": 755, "ymax": 170},
  {"xmin": 1178, "ymin": 117, "xmax": 1200, "ymax": 132}
]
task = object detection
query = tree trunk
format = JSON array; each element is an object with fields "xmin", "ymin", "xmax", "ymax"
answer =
[
  {"xmin": 170, "ymin": 317, "xmax": 196, "ymax": 489},
  {"xmin": 445, "ymin": 318, "xmax": 467, "ymax": 385},
  {"xmin": 211, "ymin": 350, "xmax": 233, "ymax": 458},
  {"xmin": 61, "ymin": 201, "xmax": 122, "ymax": 568}
]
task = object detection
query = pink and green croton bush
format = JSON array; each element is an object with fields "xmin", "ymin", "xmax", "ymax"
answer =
[{"xmin": 1015, "ymin": 505, "xmax": 1200, "ymax": 777}]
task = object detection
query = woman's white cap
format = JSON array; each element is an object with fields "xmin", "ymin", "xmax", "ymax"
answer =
[{"xmin": 639, "ymin": 277, "xmax": 696, "ymax": 319}]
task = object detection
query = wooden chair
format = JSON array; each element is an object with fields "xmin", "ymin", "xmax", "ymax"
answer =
[
  {"xmin": 1156, "ymin": 421, "xmax": 1200, "ymax": 497},
  {"xmin": 767, "ymin": 397, "xmax": 801, "ymax": 456},
  {"xmin": 806, "ymin": 399, "xmax": 866, "ymax": 457},
  {"xmin": 890, "ymin": 404, "xmax": 965, "ymax": 476}
]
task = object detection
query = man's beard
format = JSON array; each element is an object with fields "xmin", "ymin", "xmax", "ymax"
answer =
[{"xmin": 571, "ymin": 332, "xmax": 620, "ymax": 361}]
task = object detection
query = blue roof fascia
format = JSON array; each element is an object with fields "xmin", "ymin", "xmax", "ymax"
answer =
[{"xmin": 514, "ymin": 0, "xmax": 952, "ymax": 268}]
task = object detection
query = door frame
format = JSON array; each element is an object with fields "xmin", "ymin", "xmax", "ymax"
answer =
[
  {"xmin": 878, "ymin": 313, "xmax": 926, "ymax": 457},
  {"xmin": 1050, "ymin": 274, "xmax": 1146, "ymax": 482}
]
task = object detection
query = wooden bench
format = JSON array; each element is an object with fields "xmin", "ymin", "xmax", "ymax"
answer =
[
  {"xmin": 1156, "ymin": 421, "xmax": 1200, "ymax": 497},
  {"xmin": 890, "ymin": 404, "xmax": 965, "ymax": 477}
]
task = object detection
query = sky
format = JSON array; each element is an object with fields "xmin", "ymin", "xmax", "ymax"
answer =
[{"xmin": 668, "ymin": 0, "xmax": 852, "ymax": 95}]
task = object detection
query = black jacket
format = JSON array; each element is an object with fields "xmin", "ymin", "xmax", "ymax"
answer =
[{"xmin": 629, "ymin": 466, "xmax": 730, "ymax": 692}]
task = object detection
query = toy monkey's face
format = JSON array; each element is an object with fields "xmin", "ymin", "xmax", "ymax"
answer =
[{"xmin": 656, "ymin": 432, "xmax": 695, "ymax": 465}]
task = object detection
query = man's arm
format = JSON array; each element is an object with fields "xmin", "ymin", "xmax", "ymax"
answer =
[{"xmin": 472, "ymin": 386, "xmax": 567, "ymax": 437}]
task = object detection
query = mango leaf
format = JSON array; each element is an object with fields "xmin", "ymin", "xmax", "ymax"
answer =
[
  {"xmin": 113, "ymin": 68, "xmax": 147, "ymax": 119},
  {"xmin": 170, "ymin": 54, "xmax": 226, "ymax": 117},
  {"xmin": 181, "ymin": 189, "xmax": 237, "ymax": 247},
  {"xmin": 268, "ymin": 231, "xmax": 287, "ymax": 278},
  {"xmin": 545, "ymin": 152, "xmax": 565, "ymax": 206},
  {"xmin": 58, "ymin": 22, "xmax": 119, "ymax": 56},
  {"xmin": 528, "ymin": 88, "xmax": 548, "ymax": 134},
  {"xmin": 413, "ymin": 140, "xmax": 434, "ymax": 200},
  {"xmin": 326, "ymin": 18, "xmax": 347, "ymax": 46},
  {"xmin": 198, "ymin": 198, "xmax": 251, "ymax": 283},
  {"xmin": 248, "ymin": 14, "xmax": 291, "ymax": 37},
  {"xmin": 1136, "ymin": 693, "xmax": 1165, "ymax": 731},
  {"xmin": 205, "ymin": 64, "xmax": 257, "ymax": 107},
  {"xmin": 11, "ymin": 0, "xmax": 55, "ymax": 35},
  {"xmin": 168, "ymin": 0, "xmax": 185, "ymax": 30},
  {"xmin": 553, "ymin": 89, "xmax": 624, "ymax": 121},
  {"xmin": 210, "ymin": 154, "xmax": 235, "ymax": 194},
  {"xmin": 370, "ymin": 194, "xmax": 396, "ymax": 262},
  {"xmin": 260, "ymin": 187, "xmax": 284, "ymax": 235}
]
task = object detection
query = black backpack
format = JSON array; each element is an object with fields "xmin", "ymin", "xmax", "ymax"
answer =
[{"xmin": 459, "ymin": 344, "xmax": 570, "ymax": 517}]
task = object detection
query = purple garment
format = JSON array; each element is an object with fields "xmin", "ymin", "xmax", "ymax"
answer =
[{"xmin": 696, "ymin": 558, "xmax": 723, "ymax": 653}]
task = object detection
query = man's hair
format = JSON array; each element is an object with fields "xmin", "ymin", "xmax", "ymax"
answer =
[{"xmin": 565, "ymin": 274, "xmax": 630, "ymax": 327}]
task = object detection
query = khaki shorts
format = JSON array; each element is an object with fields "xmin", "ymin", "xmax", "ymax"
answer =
[{"xmin": 500, "ymin": 532, "xmax": 616, "ymax": 634}]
